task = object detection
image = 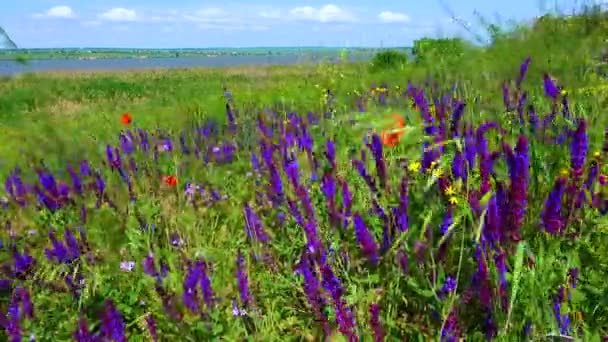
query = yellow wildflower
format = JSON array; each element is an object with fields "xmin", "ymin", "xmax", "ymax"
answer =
[
  {"xmin": 445, "ymin": 185, "xmax": 456, "ymax": 196},
  {"xmin": 561, "ymin": 89, "xmax": 568, "ymax": 97},
  {"xmin": 408, "ymin": 161, "xmax": 421, "ymax": 173},
  {"xmin": 432, "ymin": 167, "xmax": 443, "ymax": 178},
  {"xmin": 594, "ymin": 151, "xmax": 601, "ymax": 158},
  {"xmin": 448, "ymin": 196, "xmax": 458, "ymax": 205},
  {"xmin": 560, "ymin": 168, "xmax": 569, "ymax": 178}
]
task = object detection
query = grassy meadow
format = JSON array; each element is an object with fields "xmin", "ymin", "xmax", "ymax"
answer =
[{"xmin": 2, "ymin": 6, "xmax": 608, "ymax": 342}]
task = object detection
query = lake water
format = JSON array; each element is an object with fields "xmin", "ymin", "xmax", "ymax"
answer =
[{"xmin": 0, "ymin": 53, "xmax": 373, "ymax": 76}]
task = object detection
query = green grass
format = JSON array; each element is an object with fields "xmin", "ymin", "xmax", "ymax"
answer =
[{"xmin": 2, "ymin": 5, "xmax": 608, "ymax": 342}]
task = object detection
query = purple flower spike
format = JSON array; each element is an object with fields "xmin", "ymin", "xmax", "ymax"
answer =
[
  {"xmin": 570, "ymin": 119, "xmax": 588, "ymax": 177},
  {"xmin": 100, "ymin": 300, "xmax": 126, "ymax": 342},
  {"xmin": 236, "ymin": 252, "xmax": 251, "ymax": 307},
  {"xmin": 541, "ymin": 177, "xmax": 568, "ymax": 235},
  {"xmin": 516, "ymin": 57, "xmax": 531, "ymax": 88},
  {"xmin": 543, "ymin": 73, "xmax": 560, "ymax": 99},
  {"xmin": 369, "ymin": 303, "xmax": 385, "ymax": 342},
  {"xmin": 353, "ymin": 213, "xmax": 379, "ymax": 265}
]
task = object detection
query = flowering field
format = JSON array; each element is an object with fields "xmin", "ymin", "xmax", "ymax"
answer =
[{"xmin": 2, "ymin": 13, "xmax": 608, "ymax": 341}]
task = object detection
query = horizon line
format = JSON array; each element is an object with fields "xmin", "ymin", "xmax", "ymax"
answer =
[{"xmin": 0, "ymin": 45, "xmax": 412, "ymax": 51}]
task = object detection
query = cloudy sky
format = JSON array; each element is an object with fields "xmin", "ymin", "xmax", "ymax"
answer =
[{"xmin": 0, "ymin": 0, "xmax": 583, "ymax": 48}]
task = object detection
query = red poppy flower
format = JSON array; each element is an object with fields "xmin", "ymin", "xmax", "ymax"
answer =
[
  {"xmin": 163, "ymin": 175, "xmax": 177, "ymax": 187},
  {"xmin": 121, "ymin": 113, "xmax": 132, "ymax": 125},
  {"xmin": 380, "ymin": 114, "xmax": 406, "ymax": 148}
]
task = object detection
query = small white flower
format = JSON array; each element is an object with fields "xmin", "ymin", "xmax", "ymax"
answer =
[{"xmin": 120, "ymin": 261, "xmax": 135, "ymax": 272}]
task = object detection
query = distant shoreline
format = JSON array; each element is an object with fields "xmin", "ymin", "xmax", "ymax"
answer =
[
  {"xmin": 0, "ymin": 47, "xmax": 410, "ymax": 61},
  {"xmin": 0, "ymin": 53, "xmax": 374, "ymax": 77}
]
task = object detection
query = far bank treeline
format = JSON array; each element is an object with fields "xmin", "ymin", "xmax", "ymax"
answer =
[{"xmin": 371, "ymin": 5, "xmax": 608, "ymax": 89}]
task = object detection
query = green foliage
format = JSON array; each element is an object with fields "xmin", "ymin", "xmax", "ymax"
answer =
[
  {"xmin": 411, "ymin": 37, "xmax": 473, "ymax": 64},
  {"xmin": 369, "ymin": 49, "xmax": 409, "ymax": 72}
]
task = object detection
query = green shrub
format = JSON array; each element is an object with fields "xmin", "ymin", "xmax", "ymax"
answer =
[{"xmin": 369, "ymin": 49, "xmax": 409, "ymax": 72}]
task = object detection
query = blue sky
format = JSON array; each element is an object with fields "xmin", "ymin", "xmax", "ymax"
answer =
[{"xmin": 0, "ymin": 0, "xmax": 587, "ymax": 48}]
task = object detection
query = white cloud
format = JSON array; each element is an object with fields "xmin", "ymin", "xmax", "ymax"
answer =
[
  {"xmin": 378, "ymin": 11, "xmax": 410, "ymax": 23},
  {"xmin": 98, "ymin": 8, "xmax": 137, "ymax": 22},
  {"xmin": 198, "ymin": 23, "xmax": 268, "ymax": 31},
  {"xmin": 289, "ymin": 4, "xmax": 355, "ymax": 23},
  {"xmin": 184, "ymin": 8, "xmax": 234, "ymax": 24},
  {"xmin": 34, "ymin": 5, "xmax": 76, "ymax": 19},
  {"xmin": 258, "ymin": 9, "xmax": 281, "ymax": 19}
]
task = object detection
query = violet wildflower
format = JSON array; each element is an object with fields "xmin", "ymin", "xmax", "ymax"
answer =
[
  {"xmin": 494, "ymin": 251, "xmax": 509, "ymax": 311},
  {"xmin": 352, "ymin": 159, "xmax": 378, "ymax": 194},
  {"xmin": 72, "ymin": 317, "xmax": 96, "ymax": 342},
  {"xmin": 394, "ymin": 175, "xmax": 409, "ymax": 232},
  {"xmin": 284, "ymin": 156, "xmax": 300, "ymax": 189},
  {"xmin": 368, "ymin": 134, "xmax": 388, "ymax": 190},
  {"xmin": 5, "ymin": 168, "xmax": 28, "ymax": 206},
  {"xmin": 119, "ymin": 132, "xmax": 135, "ymax": 155},
  {"xmin": 182, "ymin": 262, "xmax": 201, "ymax": 313},
  {"xmin": 142, "ymin": 253, "xmax": 158, "ymax": 278},
  {"xmin": 517, "ymin": 92, "xmax": 527, "ymax": 124},
  {"xmin": 145, "ymin": 314, "xmax": 158, "ymax": 342},
  {"xmin": 483, "ymin": 195, "xmax": 501, "ymax": 246},
  {"xmin": 79, "ymin": 160, "xmax": 91, "ymax": 176},
  {"xmin": 340, "ymin": 180, "xmax": 353, "ymax": 229},
  {"xmin": 196, "ymin": 260, "xmax": 214, "ymax": 308},
  {"xmin": 579, "ymin": 160, "xmax": 598, "ymax": 208},
  {"xmin": 568, "ymin": 267, "xmax": 579, "ymax": 288},
  {"xmin": 13, "ymin": 248, "xmax": 35, "ymax": 275},
  {"xmin": 353, "ymin": 213, "xmax": 380, "ymax": 265},
  {"xmin": 244, "ymin": 203, "xmax": 269, "ymax": 243},
  {"xmin": 541, "ymin": 176, "xmax": 567, "ymax": 234},
  {"xmin": 371, "ymin": 198, "xmax": 391, "ymax": 253},
  {"xmin": 179, "ymin": 132, "xmax": 190, "ymax": 154},
  {"xmin": 17, "ymin": 287, "xmax": 33, "ymax": 319},
  {"xmin": 505, "ymin": 136, "xmax": 529, "ymax": 242},
  {"xmin": 44, "ymin": 231, "xmax": 69, "ymax": 264},
  {"xmin": 325, "ymin": 139, "xmax": 337, "ymax": 170},
  {"xmin": 6, "ymin": 292, "xmax": 21, "ymax": 342},
  {"xmin": 516, "ymin": 57, "xmax": 531, "ymax": 88},
  {"xmin": 295, "ymin": 252, "xmax": 330, "ymax": 335},
  {"xmin": 441, "ymin": 309, "xmax": 460, "ymax": 342},
  {"xmin": 236, "ymin": 252, "xmax": 250, "ymax": 307},
  {"xmin": 67, "ymin": 165, "xmax": 83, "ymax": 196},
  {"xmin": 543, "ymin": 73, "xmax": 560, "ymax": 99},
  {"xmin": 369, "ymin": 303, "xmax": 384, "ymax": 342},
  {"xmin": 100, "ymin": 299, "xmax": 126, "ymax": 342},
  {"xmin": 464, "ymin": 127, "xmax": 476, "ymax": 171},
  {"xmin": 440, "ymin": 276, "xmax": 457, "ymax": 298},
  {"xmin": 450, "ymin": 101, "xmax": 465, "ymax": 137},
  {"xmin": 397, "ymin": 249, "xmax": 409, "ymax": 273},
  {"xmin": 321, "ymin": 172, "xmax": 339, "ymax": 227},
  {"xmin": 553, "ymin": 287, "xmax": 570, "ymax": 335},
  {"xmin": 440, "ymin": 207, "xmax": 454, "ymax": 236},
  {"xmin": 472, "ymin": 246, "xmax": 493, "ymax": 308},
  {"xmin": 451, "ymin": 151, "xmax": 465, "ymax": 181},
  {"xmin": 319, "ymin": 264, "xmax": 357, "ymax": 340},
  {"xmin": 570, "ymin": 119, "xmax": 588, "ymax": 177}
]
